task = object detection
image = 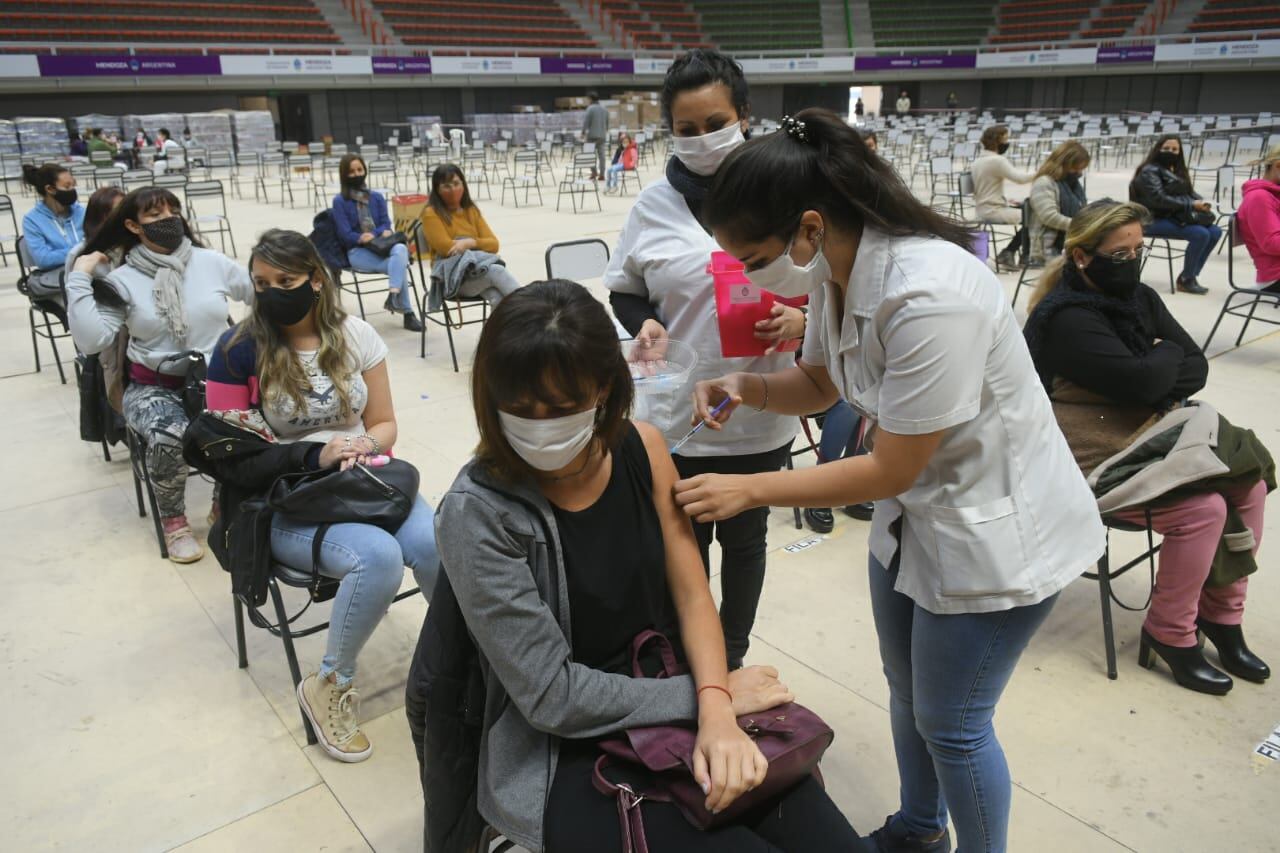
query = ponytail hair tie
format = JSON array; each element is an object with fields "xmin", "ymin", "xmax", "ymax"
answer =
[{"xmin": 781, "ymin": 115, "xmax": 809, "ymax": 144}]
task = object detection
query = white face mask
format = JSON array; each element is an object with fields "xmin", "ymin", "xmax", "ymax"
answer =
[
  {"xmin": 744, "ymin": 228, "xmax": 832, "ymax": 298},
  {"xmin": 672, "ymin": 122, "xmax": 745, "ymax": 176},
  {"xmin": 498, "ymin": 408, "xmax": 598, "ymax": 472}
]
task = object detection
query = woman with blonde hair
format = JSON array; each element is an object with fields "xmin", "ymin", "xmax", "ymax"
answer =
[
  {"xmin": 202, "ymin": 229, "xmax": 437, "ymax": 762},
  {"xmin": 1024, "ymin": 200, "xmax": 1269, "ymax": 696},
  {"xmin": 1026, "ymin": 140, "xmax": 1090, "ymax": 266}
]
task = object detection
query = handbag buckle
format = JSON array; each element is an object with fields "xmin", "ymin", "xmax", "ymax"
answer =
[{"xmin": 616, "ymin": 783, "xmax": 645, "ymax": 810}]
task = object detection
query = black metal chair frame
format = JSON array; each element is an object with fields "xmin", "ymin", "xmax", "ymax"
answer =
[
  {"xmin": 126, "ymin": 424, "xmax": 169, "ymax": 559},
  {"xmin": 414, "ymin": 228, "xmax": 489, "ymax": 372},
  {"xmin": 16, "ymin": 236, "xmax": 73, "ymax": 384},
  {"xmin": 1081, "ymin": 510, "xmax": 1159, "ymax": 680},
  {"xmin": 1202, "ymin": 214, "xmax": 1280, "ymax": 352},
  {"xmin": 1141, "ymin": 234, "xmax": 1185, "ymax": 295},
  {"xmin": 233, "ymin": 564, "xmax": 421, "ymax": 746},
  {"xmin": 338, "ymin": 260, "xmax": 423, "ymax": 326}
]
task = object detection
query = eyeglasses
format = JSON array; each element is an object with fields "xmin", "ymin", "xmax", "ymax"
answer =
[{"xmin": 1093, "ymin": 246, "xmax": 1149, "ymax": 264}]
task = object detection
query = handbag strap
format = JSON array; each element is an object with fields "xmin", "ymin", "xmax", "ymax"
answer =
[
  {"xmin": 308, "ymin": 522, "xmax": 330, "ymax": 601},
  {"xmin": 592, "ymin": 755, "xmax": 668, "ymax": 853},
  {"xmin": 630, "ymin": 629, "xmax": 681, "ymax": 679}
]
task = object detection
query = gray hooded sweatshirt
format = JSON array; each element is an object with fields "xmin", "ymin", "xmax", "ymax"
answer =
[{"xmin": 434, "ymin": 458, "xmax": 698, "ymax": 852}]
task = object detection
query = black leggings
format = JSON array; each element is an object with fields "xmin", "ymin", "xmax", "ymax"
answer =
[
  {"xmin": 544, "ymin": 743, "xmax": 867, "ymax": 852},
  {"xmin": 673, "ymin": 443, "xmax": 793, "ymax": 668}
]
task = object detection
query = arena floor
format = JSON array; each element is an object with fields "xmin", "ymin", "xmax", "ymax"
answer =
[{"xmin": 4, "ymin": 154, "xmax": 1277, "ymax": 852}]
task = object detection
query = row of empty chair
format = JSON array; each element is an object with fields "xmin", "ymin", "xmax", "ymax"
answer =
[
  {"xmin": 1, "ymin": 0, "xmax": 337, "ymax": 44},
  {"xmin": 869, "ymin": 0, "xmax": 994, "ymax": 48},
  {"xmin": 375, "ymin": 0, "xmax": 596, "ymax": 49},
  {"xmin": 1189, "ymin": 0, "xmax": 1280, "ymax": 33}
]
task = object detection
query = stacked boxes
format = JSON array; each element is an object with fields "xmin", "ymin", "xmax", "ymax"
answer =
[
  {"xmin": 123, "ymin": 113, "xmax": 185, "ymax": 140},
  {"xmin": 71, "ymin": 114, "xmax": 123, "ymax": 138},
  {"xmin": 231, "ymin": 110, "xmax": 276, "ymax": 155},
  {"xmin": 184, "ymin": 113, "xmax": 235, "ymax": 153},
  {"xmin": 0, "ymin": 120, "xmax": 22, "ymax": 158},
  {"xmin": 15, "ymin": 117, "xmax": 69, "ymax": 158}
]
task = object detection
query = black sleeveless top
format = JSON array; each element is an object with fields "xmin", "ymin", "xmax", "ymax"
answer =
[{"xmin": 551, "ymin": 422, "xmax": 674, "ymax": 675}]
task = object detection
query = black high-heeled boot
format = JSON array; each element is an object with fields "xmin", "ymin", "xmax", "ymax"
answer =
[
  {"xmin": 1197, "ymin": 619, "xmax": 1270, "ymax": 683},
  {"xmin": 1138, "ymin": 629, "xmax": 1233, "ymax": 695}
]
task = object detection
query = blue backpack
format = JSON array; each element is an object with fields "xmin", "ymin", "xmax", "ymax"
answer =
[{"xmin": 308, "ymin": 210, "xmax": 348, "ymax": 278}]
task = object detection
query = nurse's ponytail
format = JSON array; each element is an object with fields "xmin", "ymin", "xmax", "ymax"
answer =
[{"xmin": 705, "ymin": 108, "xmax": 972, "ymax": 251}]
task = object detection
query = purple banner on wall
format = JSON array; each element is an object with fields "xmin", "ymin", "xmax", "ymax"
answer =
[
  {"xmin": 37, "ymin": 54, "xmax": 222, "ymax": 76},
  {"xmin": 372, "ymin": 57, "xmax": 433, "ymax": 74},
  {"xmin": 854, "ymin": 53, "xmax": 976, "ymax": 71},
  {"xmin": 540, "ymin": 57, "xmax": 635, "ymax": 74},
  {"xmin": 1096, "ymin": 46, "xmax": 1156, "ymax": 64}
]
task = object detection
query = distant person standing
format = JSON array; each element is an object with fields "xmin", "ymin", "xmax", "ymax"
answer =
[
  {"xmin": 946, "ymin": 91, "xmax": 959, "ymax": 110},
  {"xmin": 582, "ymin": 91, "xmax": 609, "ymax": 180},
  {"xmin": 854, "ymin": 97, "xmax": 865, "ymax": 122},
  {"xmin": 895, "ymin": 90, "xmax": 911, "ymax": 115}
]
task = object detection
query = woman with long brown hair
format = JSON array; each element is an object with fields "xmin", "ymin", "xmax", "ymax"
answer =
[
  {"xmin": 67, "ymin": 187, "xmax": 253, "ymax": 563},
  {"xmin": 1026, "ymin": 140, "xmax": 1090, "ymax": 266},
  {"xmin": 205, "ymin": 229, "xmax": 436, "ymax": 763},
  {"xmin": 1128, "ymin": 134, "xmax": 1221, "ymax": 294}
]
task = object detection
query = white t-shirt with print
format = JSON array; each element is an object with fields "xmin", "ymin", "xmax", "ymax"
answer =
[{"xmin": 263, "ymin": 315, "xmax": 388, "ymax": 444}]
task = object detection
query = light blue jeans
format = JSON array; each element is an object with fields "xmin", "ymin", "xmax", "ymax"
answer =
[
  {"xmin": 348, "ymin": 243, "xmax": 414, "ymax": 313},
  {"xmin": 869, "ymin": 554, "xmax": 1058, "ymax": 853},
  {"xmin": 605, "ymin": 162, "xmax": 626, "ymax": 188},
  {"xmin": 271, "ymin": 494, "xmax": 438, "ymax": 685},
  {"xmin": 818, "ymin": 399, "xmax": 861, "ymax": 464}
]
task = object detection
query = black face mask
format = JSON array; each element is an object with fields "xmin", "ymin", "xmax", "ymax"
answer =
[
  {"xmin": 52, "ymin": 188, "xmax": 78, "ymax": 207},
  {"xmin": 141, "ymin": 216, "xmax": 186, "ymax": 252},
  {"xmin": 997, "ymin": 142, "xmax": 1010, "ymax": 155},
  {"xmin": 1084, "ymin": 255, "xmax": 1142, "ymax": 300},
  {"xmin": 1155, "ymin": 151, "xmax": 1179, "ymax": 169},
  {"xmin": 348, "ymin": 174, "xmax": 366, "ymax": 190},
  {"xmin": 257, "ymin": 281, "xmax": 317, "ymax": 327}
]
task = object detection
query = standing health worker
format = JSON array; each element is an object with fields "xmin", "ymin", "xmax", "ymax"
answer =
[{"xmin": 673, "ymin": 109, "xmax": 1105, "ymax": 853}]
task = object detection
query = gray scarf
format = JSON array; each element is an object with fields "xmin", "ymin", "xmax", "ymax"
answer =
[{"xmin": 127, "ymin": 238, "xmax": 194, "ymax": 344}]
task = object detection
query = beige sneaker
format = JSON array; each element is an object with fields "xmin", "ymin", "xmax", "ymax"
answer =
[
  {"xmin": 164, "ymin": 526, "xmax": 205, "ymax": 564},
  {"xmin": 297, "ymin": 672, "xmax": 372, "ymax": 763}
]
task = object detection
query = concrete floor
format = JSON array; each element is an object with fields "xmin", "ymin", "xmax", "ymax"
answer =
[{"xmin": 3, "ymin": 151, "xmax": 1277, "ymax": 853}]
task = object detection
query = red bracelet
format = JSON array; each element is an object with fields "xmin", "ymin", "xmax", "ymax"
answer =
[{"xmin": 698, "ymin": 684, "xmax": 733, "ymax": 703}]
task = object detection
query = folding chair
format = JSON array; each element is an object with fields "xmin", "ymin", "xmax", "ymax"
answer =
[
  {"xmin": 1082, "ymin": 512, "xmax": 1159, "ymax": 680},
  {"xmin": 184, "ymin": 180, "xmax": 236, "ymax": 256},
  {"xmin": 1202, "ymin": 215, "xmax": 1280, "ymax": 352},
  {"xmin": 500, "ymin": 151, "xmax": 543, "ymax": 207},
  {"xmin": 557, "ymin": 153, "xmax": 602, "ymax": 213},
  {"xmin": 366, "ymin": 159, "xmax": 398, "ymax": 197},
  {"xmin": 462, "ymin": 150, "xmax": 492, "ymax": 201},
  {"xmin": 232, "ymin": 560, "xmax": 420, "ymax": 747},
  {"xmin": 152, "ymin": 173, "xmax": 188, "ymax": 191},
  {"xmin": 94, "ymin": 167, "xmax": 124, "ymax": 188},
  {"xmin": 1141, "ymin": 233, "xmax": 1185, "ymax": 295},
  {"xmin": 255, "ymin": 152, "xmax": 289, "ymax": 204},
  {"xmin": 122, "ymin": 169, "xmax": 154, "ymax": 192},
  {"xmin": 544, "ymin": 237, "xmax": 610, "ymax": 281},
  {"xmin": 414, "ymin": 222, "xmax": 488, "ymax": 371},
  {"xmin": 0, "ymin": 193, "xmax": 18, "ymax": 267},
  {"xmin": 15, "ymin": 236, "xmax": 73, "ymax": 384},
  {"xmin": 70, "ymin": 163, "xmax": 98, "ymax": 190}
]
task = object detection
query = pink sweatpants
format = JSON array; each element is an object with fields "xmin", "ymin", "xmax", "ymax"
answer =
[{"xmin": 1114, "ymin": 480, "xmax": 1266, "ymax": 648}]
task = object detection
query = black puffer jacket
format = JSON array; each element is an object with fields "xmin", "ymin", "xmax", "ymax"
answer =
[
  {"xmin": 1130, "ymin": 164, "xmax": 1203, "ymax": 225},
  {"xmin": 182, "ymin": 413, "xmax": 321, "ymax": 605}
]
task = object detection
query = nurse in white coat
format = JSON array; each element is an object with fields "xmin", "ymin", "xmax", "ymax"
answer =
[
  {"xmin": 605, "ymin": 49, "xmax": 805, "ymax": 669},
  {"xmin": 673, "ymin": 110, "xmax": 1105, "ymax": 853}
]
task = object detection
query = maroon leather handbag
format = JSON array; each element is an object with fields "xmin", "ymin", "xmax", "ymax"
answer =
[{"xmin": 592, "ymin": 631, "xmax": 834, "ymax": 849}]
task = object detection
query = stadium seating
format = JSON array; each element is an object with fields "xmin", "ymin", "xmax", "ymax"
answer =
[
  {"xmin": 989, "ymin": 0, "xmax": 1093, "ymax": 45},
  {"xmin": 869, "ymin": 0, "xmax": 994, "ymax": 48},
  {"xmin": 0, "ymin": 0, "xmax": 338, "ymax": 45},
  {"xmin": 375, "ymin": 0, "xmax": 597, "ymax": 49},
  {"xmin": 602, "ymin": 1, "xmax": 712, "ymax": 52},
  {"xmin": 1188, "ymin": 0, "xmax": 1280, "ymax": 33},
  {"xmin": 691, "ymin": 0, "xmax": 821, "ymax": 52}
]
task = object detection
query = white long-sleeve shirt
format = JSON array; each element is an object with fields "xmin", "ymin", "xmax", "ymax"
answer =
[
  {"xmin": 67, "ymin": 247, "xmax": 253, "ymax": 373},
  {"xmin": 971, "ymin": 149, "xmax": 1034, "ymax": 220}
]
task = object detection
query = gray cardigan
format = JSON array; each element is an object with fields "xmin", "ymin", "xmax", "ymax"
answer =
[{"xmin": 434, "ymin": 458, "xmax": 698, "ymax": 852}]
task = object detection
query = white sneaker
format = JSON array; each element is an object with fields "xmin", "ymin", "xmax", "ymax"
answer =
[{"xmin": 297, "ymin": 672, "xmax": 372, "ymax": 763}]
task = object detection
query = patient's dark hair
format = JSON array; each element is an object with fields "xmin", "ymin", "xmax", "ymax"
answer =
[{"xmin": 471, "ymin": 279, "xmax": 633, "ymax": 482}]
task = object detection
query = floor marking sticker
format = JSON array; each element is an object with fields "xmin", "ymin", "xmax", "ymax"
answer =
[
  {"xmin": 1252, "ymin": 721, "xmax": 1280, "ymax": 772},
  {"xmin": 783, "ymin": 535, "xmax": 824, "ymax": 554}
]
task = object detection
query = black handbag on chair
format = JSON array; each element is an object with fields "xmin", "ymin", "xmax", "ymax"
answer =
[
  {"xmin": 366, "ymin": 231, "xmax": 409, "ymax": 257},
  {"xmin": 266, "ymin": 458, "xmax": 420, "ymax": 600}
]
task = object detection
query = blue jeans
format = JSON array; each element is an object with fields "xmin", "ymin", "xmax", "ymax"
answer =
[
  {"xmin": 271, "ymin": 494, "xmax": 438, "ymax": 685},
  {"xmin": 605, "ymin": 162, "xmax": 625, "ymax": 188},
  {"xmin": 348, "ymin": 243, "xmax": 413, "ymax": 313},
  {"xmin": 869, "ymin": 554, "xmax": 1057, "ymax": 853},
  {"xmin": 1145, "ymin": 218, "xmax": 1223, "ymax": 282},
  {"xmin": 818, "ymin": 399, "xmax": 862, "ymax": 465}
]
